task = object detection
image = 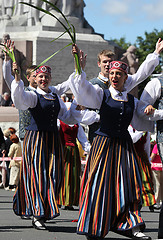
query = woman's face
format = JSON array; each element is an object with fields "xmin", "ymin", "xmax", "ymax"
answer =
[
  {"xmin": 109, "ymin": 69, "xmax": 127, "ymax": 92},
  {"xmin": 35, "ymin": 73, "xmax": 51, "ymax": 92}
]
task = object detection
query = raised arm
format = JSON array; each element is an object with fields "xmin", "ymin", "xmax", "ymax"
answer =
[
  {"xmin": 69, "ymin": 71, "xmax": 103, "ymax": 109},
  {"xmin": 11, "ymin": 62, "xmax": 37, "ymax": 110},
  {"xmin": 125, "ymin": 38, "xmax": 163, "ymax": 92},
  {"xmin": 2, "ymin": 40, "xmax": 15, "ymax": 89}
]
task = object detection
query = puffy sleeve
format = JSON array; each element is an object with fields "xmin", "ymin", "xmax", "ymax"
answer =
[
  {"xmin": 3, "ymin": 59, "xmax": 14, "ymax": 90},
  {"xmin": 128, "ymin": 125, "xmax": 143, "ymax": 143},
  {"xmin": 135, "ymin": 98, "xmax": 163, "ymax": 121},
  {"xmin": 57, "ymin": 97, "xmax": 85, "ymax": 125},
  {"xmin": 77, "ymin": 124, "xmax": 91, "ymax": 153},
  {"xmin": 69, "ymin": 99, "xmax": 100, "ymax": 125},
  {"xmin": 11, "ymin": 79, "xmax": 37, "ymax": 110},
  {"xmin": 131, "ymin": 98, "xmax": 163, "ymax": 132},
  {"xmin": 140, "ymin": 77, "xmax": 161, "ymax": 105},
  {"xmin": 69, "ymin": 71, "xmax": 104, "ymax": 109},
  {"xmin": 51, "ymin": 78, "xmax": 70, "ymax": 97},
  {"xmin": 124, "ymin": 52, "xmax": 160, "ymax": 92}
]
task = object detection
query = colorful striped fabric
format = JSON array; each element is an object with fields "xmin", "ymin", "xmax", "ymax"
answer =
[
  {"xmin": 77, "ymin": 135, "xmax": 145, "ymax": 238},
  {"xmin": 135, "ymin": 149, "xmax": 156, "ymax": 207},
  {"xmin": 134, "ymin": 134, "xmax": 156, "ymax": 207},
  {"xmin": 57, "ymin": 144, "xmax": 81, "ymax": 206},
  {"xmin": 13, "ymin": 130, "xmax": 63, "ymax": 220}
]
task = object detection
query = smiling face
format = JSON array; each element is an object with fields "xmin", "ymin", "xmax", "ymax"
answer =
[
  {"xmin": 35, "ymin": 73, "xmax": 51, "ymax": 92},
  {"xmin": 109, "ymin": 69, "xmax": 128, "ymax": 92},
  {"xmin": 98, "ymin": 55, "xmax": 114, "ymax": 78}
]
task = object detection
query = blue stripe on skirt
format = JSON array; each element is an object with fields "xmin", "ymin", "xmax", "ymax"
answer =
[
  {"xmin": 13, "ymin": 130, "xmax": 63, "ymax": 220},
  {"xmin": 57, "ymin": 144, "xmax": 81, "ymax": 206},
  {"xmin": 77, "ymin": 135, "xmax": 145, "ymax": 238}
]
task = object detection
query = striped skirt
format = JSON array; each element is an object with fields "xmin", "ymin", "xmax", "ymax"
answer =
[
  {"xmin": 13, "ymin": 130, "xmax": 63, "ymax": 220},
  {"xmin": 134, "ymin": 143, "xmax": 156, "ymax": 207},
  {"xmin": 77, "ymin": 135, "xmax": 145, "ymax": 238},
  {"xmin": 57, "ymin": 144, "xmax": 81, "ymax": 206}
]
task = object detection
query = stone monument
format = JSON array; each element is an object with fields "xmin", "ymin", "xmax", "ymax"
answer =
[
  {"xmin": 121, "ymin": 45, "xmax": 139, "ymax": 97},
  {"xmin": 0, "ymin": 0, "xmax": 122, "ymax": 85},
  {"xmin": 121, "ymin": 45, "xmax": 139, "ymax": 74}
]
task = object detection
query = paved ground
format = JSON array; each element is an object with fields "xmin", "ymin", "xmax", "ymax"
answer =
[{"xmin": 0, "ymin": 188, "xmax": 161, "ymax": 240}]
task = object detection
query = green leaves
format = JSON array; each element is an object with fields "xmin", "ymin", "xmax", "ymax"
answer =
[
  {"xmin": 0, "ymin": 43, "xmax": 16, "ymax": 62},
  {"xmin": 20, "ymin": 0, "xmax": 81, "ymax": 74},
  {"xmin": 0, "ymin": 43, "xmax": 19, "ymax": 74},
  {"xmin": 36, "ymin": 43, "xmax": 72, "ymax": 69}
]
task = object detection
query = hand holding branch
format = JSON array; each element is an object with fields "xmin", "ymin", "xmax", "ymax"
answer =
[
  {"xmin": 72, "ymin": 44, "xmax": 87, "ymax": 70},
  {"xmin": 12, "ymin": 62, "xmax": 20, "ymax": 82}
]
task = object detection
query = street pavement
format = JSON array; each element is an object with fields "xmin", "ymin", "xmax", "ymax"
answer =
[{"xmin": 0, "ymin": 188, "xmax": 161, "ymax": 240}]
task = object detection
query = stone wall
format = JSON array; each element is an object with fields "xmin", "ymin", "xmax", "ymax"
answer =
[{"xmin": 0, "ymin": 107, "xmax": 19, "ymax": 133}]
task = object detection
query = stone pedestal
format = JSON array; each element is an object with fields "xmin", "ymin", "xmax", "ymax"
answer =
[
  {"xmin": 0, "ymin": 27, "xmax": 122, "ymax": 85},
  {"xmin": 0, "ymin": 107, "xmax": 19, "ymax": 134}
]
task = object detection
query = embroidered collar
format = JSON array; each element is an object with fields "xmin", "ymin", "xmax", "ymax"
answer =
[
  {"xmin": 36, "ymin": 87, "xmax": 55, "ymax": 100},
  {"xmin": 109, "ymin": 86, "xmax": 128, "ymax": 101}
]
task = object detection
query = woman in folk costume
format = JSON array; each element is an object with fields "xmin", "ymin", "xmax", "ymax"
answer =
[
  {"xmin": 57, "ymin": 119, "xmax": 91, "ymax": 209},
  {"xmin": 11, "ymin": 62, "xmax": 85, "ymax": 231},
  {"xmin": 128, "ymin": 125, "xmax": 156, "ymax": 209},
  {"xmin": 69, "ymin": 54, "xmax": 163, "ymax": 240}
]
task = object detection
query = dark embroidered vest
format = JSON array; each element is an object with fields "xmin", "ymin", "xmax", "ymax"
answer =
[
  {"xmin": 96, "ymin": 89, "xmax": 134, "ymax": 139},
  {"xmin": 27, "ymin": 92, "xmax": 60, "ymax": 132},
  {"xmin": 88, "ymin": 77, "xmax": 109, "ymax": 143}
]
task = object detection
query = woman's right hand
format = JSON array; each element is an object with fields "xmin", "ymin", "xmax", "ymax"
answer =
[{"xmin": 12, "ymin": 62, "xmax": 20, "ymax": 82}]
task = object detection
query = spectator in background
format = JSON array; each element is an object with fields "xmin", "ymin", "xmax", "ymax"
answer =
[
  {"xmin": 0, "ymin": 127, "xmax": 6, "ymax": 187},
  {"xmin": 0, "ymin": 92, "xmax": 13, "ymax": 106},
  {"xmin": 150, "ymin": 144, "xmax": 163, "ymax": 211},
  {"xmin": 8, "ymin": 127, "xmax": 16, "ymax": 135},
  {"xmin": 3, "ymin": 128, "xmax": 12, "ymax": 189},
  {"xmin": 57, "ymin": 120, "xmax": 90, "ymax": 210},
  {"xmin": 0, "ymin": 127, "xmax": 5, "ymax": 157},
  {"xmin": 7, "ymin": 134, "xmax": 22, "ymax": 192}
]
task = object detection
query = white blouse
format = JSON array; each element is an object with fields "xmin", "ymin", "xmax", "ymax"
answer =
[
  {"xmin": 68, "ymin": 71, "xmax": 163, "ymax": 129},
  {"xmin": 3, "ymin": 59, "xmax": 70, "ymax": 96},
  {"xmin": 11, "ymin": 79, "xmax": 82, "ymax": 125}
]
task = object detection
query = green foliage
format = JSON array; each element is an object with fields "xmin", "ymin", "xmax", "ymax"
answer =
[
  {"xmin": 136, "ymin": 29, "xmax": 163, "ymax": 69},
  {"xmin": 111, "ymin": 37, "xmax": 131, "ymax": 50},
  {"xmin": 0, "ymin": 43, "xmax": 19, "ymax": 74},
  {"xmin": 135, "ymin": 29, "xmax": 163, "ymax": 97}
]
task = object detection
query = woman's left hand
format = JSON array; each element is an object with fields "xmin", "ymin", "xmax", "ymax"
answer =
[{"xmin": 144, "ymin": 105, "xmax": 155, "ymax": 115}]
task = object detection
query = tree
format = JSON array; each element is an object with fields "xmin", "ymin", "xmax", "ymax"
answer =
[
  {"xmin": 112, "ymin": 37, "xmax": 131, "ymax": 50},
  {"xmin": 136, "ymin": 29, "xmax": 163, "ymax": 70},
  {"xmin": 135, "ymin": 29, "xmax": 163, "ymax": 97}
]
